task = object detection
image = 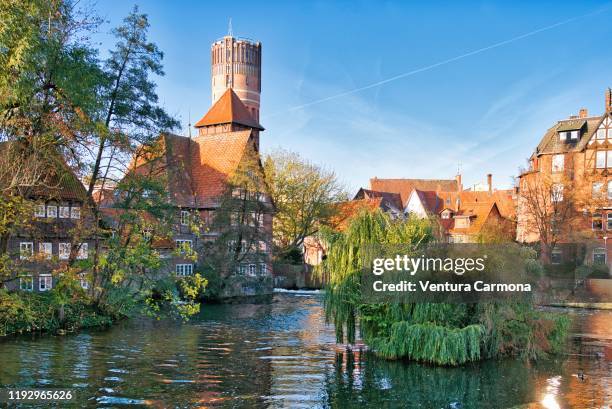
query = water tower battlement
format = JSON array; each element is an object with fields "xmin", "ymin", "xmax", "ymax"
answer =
[{"xmin": 211, "ymin": 35, "xmax": 261, "ymax": 121}]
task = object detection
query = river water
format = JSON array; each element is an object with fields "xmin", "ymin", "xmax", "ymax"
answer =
[{"xmin": 0, "ymin": 292, "xmax": 610, "ymax": 408}]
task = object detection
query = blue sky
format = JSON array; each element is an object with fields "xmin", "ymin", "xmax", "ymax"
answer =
[{"xmin": 93, "ymin": 1, "xmax": 612, "ymax": 192}]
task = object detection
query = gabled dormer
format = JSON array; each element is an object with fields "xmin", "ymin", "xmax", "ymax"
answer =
[{"xmin": 557, "ymin": 118, "xmax": 585, "ymax": 143}]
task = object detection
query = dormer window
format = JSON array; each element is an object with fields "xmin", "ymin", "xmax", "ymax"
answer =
[{"xmin": 559, "ymin": 130, "xmax": 579, "ymax": 141}]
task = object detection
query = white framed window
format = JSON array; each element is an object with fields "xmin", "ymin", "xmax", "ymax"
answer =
[
  {"xmin": 59, "ymin": 243, "xmax": 71, "ymax": 260},
  {"xmin": 607, "ymin": 213, "xmax": 612, "ymax": 230},
  {"xmin": 608, "ymin": 181, "xmax": 612, "ymax": 200},
  {"xmin": 559, "ymin": 131, "xmax": 567, "ymax": 141},
  {"xmin": 551, "ymin": 184, "xmax": 564, "ymax": 202},
  {"xmin": 46, "ymin": 205, "xmax": 57, "ymax": 218},
  {"xmin": 19, "ymin": 242, "xmax": 33, "ymax": 260},
  {"xmin": 247, "ymin": 264, "xmax": 257, "ymax": 277},
  {"xmin": 597, "ymin": 151, "xmax": 606, "ymax": 168},
  {"xmin": 259, "ymin": 263, "xmax": 268, "ymax": 275},
  {"xmin": 19, "ymin": 275, "xmax": 33, "ymax": 291},
  {"xmin": 239, "ymin": 264, "xmax": 248, "ymax": 275},
  {"xmin": 593, "ymin": 248, "xmax": 607, "ymax": 265},
  {"xmin": 77, "ymin": 243, "xmax": 88, "ymax": 260},
  {"xmin": 34, "ymin": 204, "xmax": 46, "ymax": 218},
  {"xmin": 570, "ymin": 130, "xmax": 579, "ymax": 140},
  {"xmin": 180, "ymin": 210, "xmax": 189, "ymax": 226},
  {"xmin": 59, "ymin": 206, "xmax": 70, "ymax": 218},
  {"xmin": 175, "ymin": 239, "xmax": 192, "ymax": 253},
  {"xmin": 39, "ymin": 242, "xmax": 52, "ymax": 259},
  {"xmin": 597, "ymin": 128, "xmax": 606, "ymax": 140},
  {"xmin": 175, "ymin": 263, "xmax": 193, "ymax": 276},
  {"xmin": 39, "ymin": 274, "xmax": 52, "ymax": 291},
  {"xmin": 552, "ymin": 154, "xmax": 564, "ymax": 172},
  {"xmin": 70, "ymin": 206, "xmax": 81, "ymax": 219},
  {"xmin": 593, "ymin": 182, "xmax": 603, "ymax": 198}
]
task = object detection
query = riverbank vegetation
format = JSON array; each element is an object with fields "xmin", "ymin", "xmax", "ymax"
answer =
[
  {"xmin": 0, "ymin": 1, "xmax": 207, "ymax": 335},
  {"xmin": 320, "ymin": 211, "xmax": 570, "ymax": 366}
]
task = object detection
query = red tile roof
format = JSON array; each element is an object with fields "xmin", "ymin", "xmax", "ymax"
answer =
[
  {"xmin": 194, "ymin": 88, "xmax": 263, "ymax": 130},
  {"xmin": 328, "ymin": 198, "xmax": 384, "ymax": 231},
  {"xmin": 128, "ymin": 130, "xmax": 257, "ymax": 208},
  {"xmin": 424, "ymin": 190, "xmax": 516, "ymax": 219},
  {"xmin": 190, "ymin": 131, "xmax": 253, "ymax": 206},
  {"xmin": 370, "ymin": 178, "xmax": 459, "ymax": 207}
]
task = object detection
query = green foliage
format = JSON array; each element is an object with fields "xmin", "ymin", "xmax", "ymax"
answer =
[
  {"xmin": 371, "ymin": 322, "xmax": 484, "ymax": 365},
  {"xmin": 576, "ymin": 263, "xmax": 610, "ymax": 279},
  {"xmin": 142, "ymin": 273, "xmax": 207, "ymax": 321},
  {"xmin": 264, "ymin": 149, "xmax": 347, "ymax": 258},
  {"xmin": 0, "ymin": 289, "xmax": 113, "ymax": 337},
  {"xmin": 321, "ymin": 211, "xmax": 570, "ymax": 366}
]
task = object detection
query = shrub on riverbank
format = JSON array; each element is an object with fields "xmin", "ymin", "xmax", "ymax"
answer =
[
  {"xmin": 0, "ymin": 271, "xmax": 208, "ymax": 337},
  {"xmin": 0, "ymin": 289, "xmax": 114, "ymax": 337},
  {"xmin": 320, "ymin": 210, "xmax": 571, "ymax": 366}
]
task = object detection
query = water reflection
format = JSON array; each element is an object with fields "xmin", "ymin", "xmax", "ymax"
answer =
[{"xmin": 0, "ymin": 294, "xmax": 610, "ymax": 408}]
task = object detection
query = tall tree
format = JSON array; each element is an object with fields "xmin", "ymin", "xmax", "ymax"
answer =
[
  {"xmin": 264, "ymin": 149, "xmax": 346, "ymax": 260},
  {"xmin": 518, "ymin": 173, "xmax": 577, "ymax": 262}
]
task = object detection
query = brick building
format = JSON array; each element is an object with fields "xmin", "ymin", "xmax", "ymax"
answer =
[
  {"xmin": 516, "ymin": 89, "xmax": 612, "ymax": 269},
  {"xmin": 0, "ymin": 141, "xmax": 94, "ymax": 292},
  {"xmin": 117, "ymin": 33, "xmax": 274, "ymax": 298}
]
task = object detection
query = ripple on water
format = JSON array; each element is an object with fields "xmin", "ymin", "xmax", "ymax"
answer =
[{"xmin": 97, "ymin": 396, "xmax": 148, "ymax": 405}]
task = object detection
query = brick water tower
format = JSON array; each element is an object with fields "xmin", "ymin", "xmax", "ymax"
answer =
[{"xmin": 211, "ymin": 29, "xmax": 262, "ymax": 122}]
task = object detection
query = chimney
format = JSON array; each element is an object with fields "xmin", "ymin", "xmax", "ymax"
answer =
[
  {"xmin": 607, "ymin": 88, "xmax": 612, "ymax": 113},
  {"xmin": 579, "ymin": 108, "xmax": 588, "ymax": 118},
  {"xmin": 487, "ymin": 174, "xmax": 493, "ymax": 195},
  {"xmin": 455, "ymin": 174, "xmax": 462, "ymax": 191}
]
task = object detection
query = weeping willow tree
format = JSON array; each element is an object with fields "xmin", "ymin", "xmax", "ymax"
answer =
[{"xmin": 320, "ymin": 210, "xmax": 569, "ymax": 366}]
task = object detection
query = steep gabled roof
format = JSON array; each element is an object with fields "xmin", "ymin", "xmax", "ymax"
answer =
[
  {"xmin": 0, "ymin": 140, "xmax": 87, "ymax": 201},
  {"xmin": 194, "ymin": 88, "xmax": 264, "ymax": 130},
  {"xmin": 370, "ymin": 178, "xmax": 460, "ymax": 207},
  {"xmin": 535, "ymin": 114, "xmax": 606, "ymax": 156},
  {"xmin": 411, "ymin": 188, "xmax": 516, "ymax": 220},
  {"xmin": 353, "ymin": 188, "xmax": 403, "ymax": 210},
  {"xmin": 190, "ymin": 130, "xmax": 254, "ymax": 206},
  {"xmin": 448, "ymin": 202, "xmax": 499, "ymax": 235},
  {"xmin": 127, "ymin": 130, "xmax": 257, "ymax": 208}
]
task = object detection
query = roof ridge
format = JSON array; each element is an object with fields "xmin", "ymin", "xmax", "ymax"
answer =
[{"xmin": 194, "ymin": 88, "xmax": 263, "ymax": 130}]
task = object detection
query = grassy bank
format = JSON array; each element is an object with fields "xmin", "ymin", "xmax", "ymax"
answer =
[{"xmin": 0, "ymin": 289, "xmax": 115, "ymax": 337}]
